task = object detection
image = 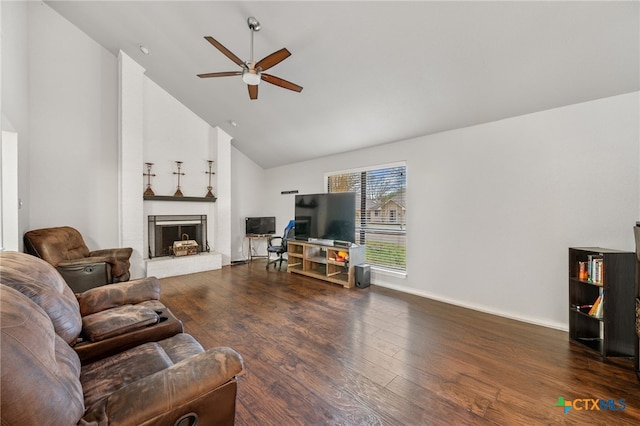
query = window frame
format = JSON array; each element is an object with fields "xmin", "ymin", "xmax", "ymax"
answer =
[{"xmin": 324, "ymin": 161, "xmax": 407, "ymax": 273}]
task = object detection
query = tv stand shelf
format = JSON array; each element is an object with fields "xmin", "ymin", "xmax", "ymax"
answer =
[{"xmin": 287, "ymin": 240, "xmax": 365, "ymax": 288}]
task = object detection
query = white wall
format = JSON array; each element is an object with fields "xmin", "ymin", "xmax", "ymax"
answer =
[
  {"xmin": 1, "ymin": 1, "xmax": 30, "ymax": 244},
  {"xmin": 230, "ymin": 146, "xmax": 269, "ymax": 261},
  {"xmin": 119, "ymin": 51, "xmax": 146, "ymax": 277},
  {"xmin": 27, "ymin": 2, "xmax": 119, "ymax": 249},
  {"xmin": 1, "ymin": 124, "xmax": 19, "ymax": 251},
  {"xmin": 123, "ymin": 54, "xmax": 232, "ymax": 269},
  {"xmin": 211, "ymin": 126, "xmax": 232, "ymax": 264},
  {"xmin": 265, "ymin": 93, "xmax": 640, "ymax": 330},
  {"xmin": 143, "ymin": 79, "xmax": 217, "ymax": 199},
  {"xmin": 142, "ymin": 77, "xmax": 218, "ymax": 255}
]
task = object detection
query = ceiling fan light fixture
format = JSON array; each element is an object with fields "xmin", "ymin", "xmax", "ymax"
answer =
[{"xmin": 242, "ymin": 68, "xmax": 261, "ymax": 85}]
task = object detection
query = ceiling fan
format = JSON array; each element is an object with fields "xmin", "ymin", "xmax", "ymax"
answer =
[{"xmin": 197, "ymin": 17, "xmax": 303, "ymax": 100}]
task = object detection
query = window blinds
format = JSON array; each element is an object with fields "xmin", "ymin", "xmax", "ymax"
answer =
[{"xmin": 327, "ymin": 164, "xmax": 406, "ymax": 271}]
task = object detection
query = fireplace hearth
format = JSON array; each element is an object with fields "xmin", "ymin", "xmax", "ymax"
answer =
[{"xmin": 148, "ymin": 215, "xmax": 208, "ymax": 258}]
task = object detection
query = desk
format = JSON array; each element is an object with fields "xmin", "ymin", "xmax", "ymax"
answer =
[{"xmin": 246, "ymin": 234, "xmax": 272, "ymax": 262}]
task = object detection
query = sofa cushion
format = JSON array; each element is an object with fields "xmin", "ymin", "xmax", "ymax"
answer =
[
  {"xmin": 0, "ymin": 251, "xmax": 82, "ymax": 344},
  {"xmin": 138, "ymin": 299, "xmax": 168, "ymax": 311},
  {"xmin": 1, "ymin": 286, "xmax": 84, "ymax": 424},
  {"xmin": 81, "ymin": 341, "xmax": 173, "ymax": 407},
  {"xmin": 82, "ymin": 305, "xmax": 159, "ymax": 342},
  {"xmin": 157, "ymin": 332, "xmax": 206, "ymax": 363},
  {"xmin": 80, "ymin": 333, "xmax": 205, "ymax": 408},
  {"xmin": 76, "ymin": 277, "xmax": 161, "ymax": 316}
]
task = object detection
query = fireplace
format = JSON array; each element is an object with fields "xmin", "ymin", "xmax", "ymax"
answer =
[{"xmin": 148, "ymin": 215, "xmax": 208, "ymax": 258}]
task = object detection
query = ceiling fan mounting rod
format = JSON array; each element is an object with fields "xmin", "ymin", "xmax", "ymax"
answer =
[{"xmin": 247, "ymin": 17, "xmax": 260, "ymax": 64}]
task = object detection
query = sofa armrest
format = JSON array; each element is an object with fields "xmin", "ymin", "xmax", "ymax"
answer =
[
  {"xmin": 80, "ymin": 347, "xmax": 244, "ymax": 425},
  {"xmin": 90, "ymin": 247, "xmax": 133, "ymax": 261},
  {"xmin": 57, "ymin": 256, "xmax": 112, "ymax": 268},
  {"xmin": 89, "ymin": 248, "xmax": 133, "ymax": 282},
  {"xmin": 76, "ymin": 277, "xmax": 161, "ymax": 316}
]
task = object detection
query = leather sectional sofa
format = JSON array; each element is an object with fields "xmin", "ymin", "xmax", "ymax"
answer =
[{"xmin": 1, "ymin": 251, "xmax": 245, "ymax": 425}]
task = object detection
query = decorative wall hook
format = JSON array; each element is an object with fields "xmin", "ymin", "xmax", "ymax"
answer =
[
  {"xmin": 173, "ymin": 161, "xmax": 185, "ymax": 197},
  {"xmin": 143, "ymin": 162, "xmax": 156, "ymax": 196},
  {"xmin": 205, "ymin": 160, "xmax": 215, "ymax": 198}
]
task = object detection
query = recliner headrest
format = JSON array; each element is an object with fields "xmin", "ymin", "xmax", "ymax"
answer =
[{"xmin": 0, "ymin": 251, "xmax": 82, "ymax": 344}]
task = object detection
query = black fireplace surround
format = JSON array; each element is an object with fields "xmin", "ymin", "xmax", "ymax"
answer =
[{"xmin": 148, "ymin": 215, "xmax": 209, "ymax": 258}]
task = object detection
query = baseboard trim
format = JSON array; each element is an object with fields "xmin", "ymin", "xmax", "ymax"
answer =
[{"xmin": 371, "ymin": 280, "xmax": 568, "ymax": 332}]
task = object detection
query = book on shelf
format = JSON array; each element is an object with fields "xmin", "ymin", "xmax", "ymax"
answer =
[
  {"xmin": 572, "ymin": 303, "xmax": 593, "ymax": 314},
  {"xmin": 588, "ymin": 295, "xmax": 600, "ymax": 316},
  {"xmin": 577, "ymin": 261, "xmax": 588, "ymax": 280},
  {"xmin": 588, "ymin": 288, "xmax": 604, "ymax": 318},
  {"xmin": 592, "ymin": 258, "xmax": 603, "ymax": 284},
  {"xmin": 581, "ymin": 255, "xmax": 604, "ymax": 284},
  {"xmin": 594, "ymin": 295, "xmax": 603, "ymax": 318}
]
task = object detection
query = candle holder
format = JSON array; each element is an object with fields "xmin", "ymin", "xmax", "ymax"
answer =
[
  {"xmin": 143, "ymin": 162, "xmax": 156, "ymax": 196},
  {"xmin": 173, "ymin": 161, "xmax": 185, "ymax": 197},
  {"xmin": 205, "ymin": 160, "xmax": 215, "ymax": 198}
]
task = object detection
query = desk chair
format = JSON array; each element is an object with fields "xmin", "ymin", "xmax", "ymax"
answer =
[{"xmin": 266, "ymin": 220, "xmax": 295, "ymax": 270}]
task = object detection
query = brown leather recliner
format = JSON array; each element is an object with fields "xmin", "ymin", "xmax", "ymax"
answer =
[
  {"xmin": 0, "ymin": 253, "xmax": 245, "ymax": 425},
  {"xmin": 0, "ymin": 251, "xmax": 183, "ymax": 364},
  {"xmin": 24, "ymin": 226, "xmax": 133, "ymax": 292}
]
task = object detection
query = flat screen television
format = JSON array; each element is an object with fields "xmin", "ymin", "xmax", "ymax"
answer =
[
  {"xmin": 245, "ymin": 217, "xmax": 276, "ymax": 235},
  {"xmin": 294, "ymin": 192, "xmax": 356, "ymax": 243}
]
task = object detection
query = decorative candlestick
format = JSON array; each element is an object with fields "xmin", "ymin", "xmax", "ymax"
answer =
[
  {"xmin": 205, "ymin": 160, "xmax": 215, "ymax": 198},
  {"xmin": 173, "ymin": 161, "xmax": 184, "ymax": 197},
  {"xmin": 143, "ymin": 163, "xmax": 156, "ymax": 196}
]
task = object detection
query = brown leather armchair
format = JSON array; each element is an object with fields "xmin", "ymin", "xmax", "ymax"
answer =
[
  {"xmin": 24, "ymin": 226, "xmax": 133, "ymax": 292},
  {"xmin": 1, "ymin": 252, "xmax": 245, "ymax": 425},
  {"xmin": 0, "ymin": 251, "xmax": 183, "ymax": 364}
]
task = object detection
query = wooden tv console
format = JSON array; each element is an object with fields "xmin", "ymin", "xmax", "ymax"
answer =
[{"xmin": 286, "ymin": 240, "xmax": 365, "ymax": 288}]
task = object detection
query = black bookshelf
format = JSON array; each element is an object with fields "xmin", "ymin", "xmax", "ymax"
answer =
[
  {"xmin": 568, "ymin": 247, "xmax": 635, "ymax": 357},
  {"xmin": 633, "ymin": 224, "xmax": 640, "ymax": 379}
]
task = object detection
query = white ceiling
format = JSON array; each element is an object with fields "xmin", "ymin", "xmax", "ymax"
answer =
[{"xmin": 46, "ymin": 1, "xmax": 639, "ymax": 169}]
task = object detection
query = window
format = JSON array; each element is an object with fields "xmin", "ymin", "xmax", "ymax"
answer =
[{"xmin": 327, "ymin": 162, "xmax": 406, "ymax": 272}]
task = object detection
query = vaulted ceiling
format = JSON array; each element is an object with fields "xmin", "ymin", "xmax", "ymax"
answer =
[{"xmin": 46, "ymin": 1, "xmax": 639, "ymax": 169}]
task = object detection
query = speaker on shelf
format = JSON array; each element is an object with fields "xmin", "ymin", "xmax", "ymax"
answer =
[{"xmin": 355, "ymin": 264, "xmax": 370, "ymax": 288}]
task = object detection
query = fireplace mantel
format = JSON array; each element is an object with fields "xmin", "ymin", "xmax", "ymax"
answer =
[{"xmin": 144, "ymin": 195, "xmax": 216, "ymax": 202}]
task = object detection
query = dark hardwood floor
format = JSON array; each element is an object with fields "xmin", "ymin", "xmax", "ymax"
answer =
[{"xmin": 158, "ymin": 261, "xmax": 640, "ymax": 425}]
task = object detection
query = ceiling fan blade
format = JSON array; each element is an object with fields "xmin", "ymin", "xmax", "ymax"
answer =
[
  {"xmin": 261, "ymin": 74, "xmax": 303, "ymax": 93},
  {"xmin": 248, "ymin": 84, "xmax": 258, "ymax": 100},
  {"xmin": 197, "ymin": 71, "xmax": 242, "ymax": 78},
  {"xmin": 204, "ymin": 36, "xmax": 244, "ymax": 67},
  {"xmin": 256, "ymin": 48, "xmax": 291, "ymax": 72}
]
